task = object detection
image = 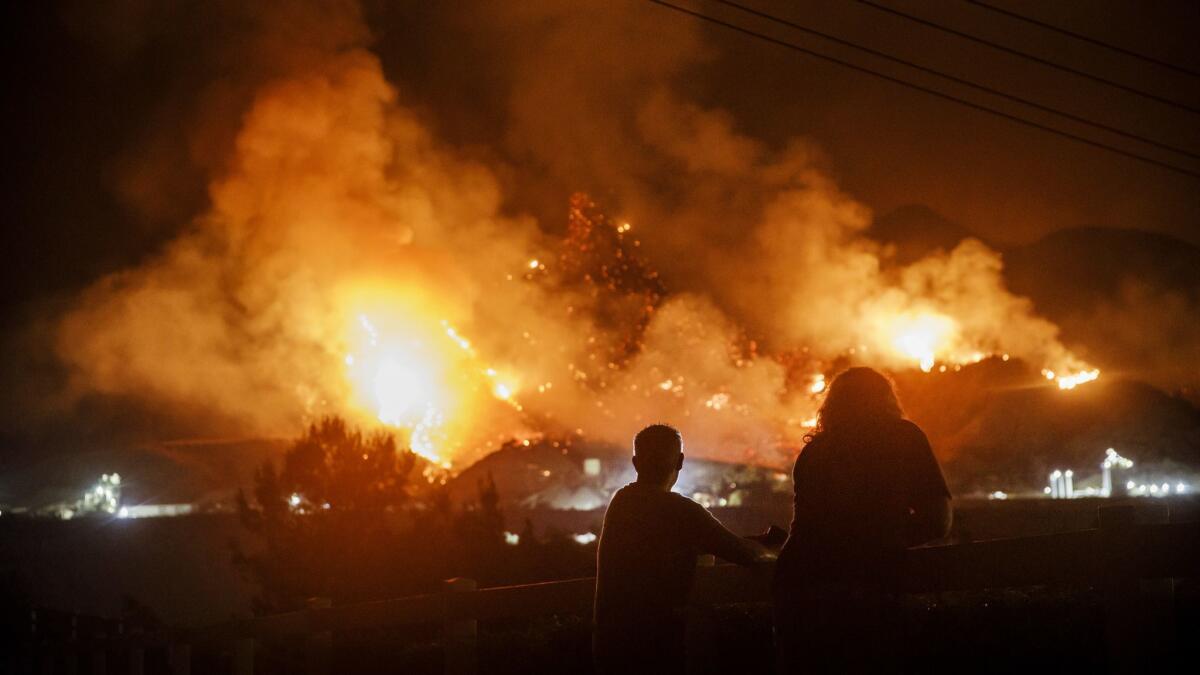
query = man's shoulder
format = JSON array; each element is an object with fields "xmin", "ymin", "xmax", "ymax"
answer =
[
  {"xmin": 665, "ymin": 490, "xmax": 714, "ymax": 520},
  {"xmin": 610, "ymin": 484, "xmax": 707, "ymax": 514}
]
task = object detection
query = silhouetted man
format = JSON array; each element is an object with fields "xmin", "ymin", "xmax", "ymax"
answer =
[{"xmin": 593, "ymin": 424, "xmax": 771, "ymax": 674}]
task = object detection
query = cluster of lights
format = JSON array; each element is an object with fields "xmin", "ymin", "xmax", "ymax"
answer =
[
  {"xmin": 1045, "ymin": 469, "xmax": 1075, "ymax": 499},
  {"xmin": 1100, "ymin": 447, "xmax": 1134, "ymax": 497},
  {"xmin": 1033, "ymin": 448, "xmax": 1192, "ymax": 500},
  {"xmin": 501, "ymin": 531, "xmax": 597, "ymax": 546},
  {"xmin": 1126, "ymin": 481, "xmax": 1189, "ymax": 498},
  {"xmin": 78, "ymin": 473, "xmax": 121, "ymax": 517},
  {"xmin": 285, "ymin": 492, "xmax": 332, "ymax": 514}
]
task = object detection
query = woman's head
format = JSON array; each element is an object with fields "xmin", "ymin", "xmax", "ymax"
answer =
[{"xmin": 811, "ymin": 367, "xmax": 903, "ymax": 438}]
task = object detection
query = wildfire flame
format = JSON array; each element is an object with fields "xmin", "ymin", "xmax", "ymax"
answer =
[
  {"xmin": 337, "ymin": 286, "xmax": 528, "ymax": 466},
  {"xmin": 887, "ymin": 312, "xmax": 957, "ymax": 373}
]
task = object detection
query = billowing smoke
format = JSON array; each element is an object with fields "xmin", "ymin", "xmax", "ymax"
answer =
[{"xmin": 55, "ymin": 0, "xmax": 1098, "ymax": 468}]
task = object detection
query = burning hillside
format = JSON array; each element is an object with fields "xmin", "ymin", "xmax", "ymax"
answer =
[{"xmin": 52, "ymin": 2, "xmax": 1101, "ymax": 471}]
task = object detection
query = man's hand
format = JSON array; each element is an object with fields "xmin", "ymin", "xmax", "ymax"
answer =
[{"xmin": 746, "ymin": 524, "xmax": 787, "ymax": 550}]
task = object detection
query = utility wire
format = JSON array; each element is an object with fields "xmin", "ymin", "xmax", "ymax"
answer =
[
  {"xmin": 855, "ymin": 0, "xmax": 1200, "ymax": 116},
  {"xmin": 966, "ymin": 0, "xmax": 1200, "ymax": 79},
  {"xmin": 715, "ymin": 0, "xmax": 1199, "ymax": 161},
  {"xmin": 643, "ymin": 0, "xmax": 1200, "ymax": 179}
]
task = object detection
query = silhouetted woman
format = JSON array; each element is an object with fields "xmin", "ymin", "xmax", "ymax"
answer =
[{"xmin": 773, "ymin": 367, "xmax": 951, "ymax": 673}]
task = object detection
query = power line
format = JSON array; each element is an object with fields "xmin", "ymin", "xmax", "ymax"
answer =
[
  {"xmin": 966, "ymin": 0, "xmax": 1200, "ymax": 79},
  {"xmin": 643, "ymin": 0, "xmax": 1200, "ymax": 179},
  {"xmin": 715, "ymin": 0, "xmax": 1199, "ymax": 161},
  {"xmin": 854, "ymin": 0, "xmax": 1200, "ymax": 116}
]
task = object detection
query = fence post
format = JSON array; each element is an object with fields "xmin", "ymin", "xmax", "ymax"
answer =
[
  {"xmin": 443, "ymin": 578, "xmax": 478, "ymax": 675},
  {"xmin": 232, "ymin": 638, "xmax": 255, "ymax": 675},
  {"xmin": 305, "ymin": 597, "xmax": 333, "ymax": 675},
  {"xmin": 90, "ymin": 647, "xmax": 107, "ymax": 675},
  {"xmin": 1099, "ymin": 505, "xmax": 1138, "ymax": 673},
  {"xmin": 166, "ymin": 643, "xmax": 191, "ymax": 675},
  {"xmin": 63, "ymin": 613, "xmax": 78, "ymax": 675},
  {"xmin": 127, "ymin": 646, "xmax": 144, "ymax": 675}
]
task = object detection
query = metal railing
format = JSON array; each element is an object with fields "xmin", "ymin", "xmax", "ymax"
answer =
[{"xmin": 11, "ymin": 505, "xmax": 1198, "ymax": 674}]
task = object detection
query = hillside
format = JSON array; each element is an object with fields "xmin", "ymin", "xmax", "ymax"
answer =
[{"xmin": 868, "ymin": 207, "xmax": 1200, "ymax": 400}]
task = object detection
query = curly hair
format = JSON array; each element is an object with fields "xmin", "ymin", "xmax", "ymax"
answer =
[{"xmin": 807, "ymin": 367, "xmax": 904, "ymax": 441}]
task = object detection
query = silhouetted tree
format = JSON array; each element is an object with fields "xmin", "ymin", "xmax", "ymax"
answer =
[{"xmin": 234, "ymin": 417, "xmax": 423, "ymax": 612}]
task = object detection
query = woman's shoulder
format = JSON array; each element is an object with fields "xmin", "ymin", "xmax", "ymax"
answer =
[{"xmin": 891, "ymin": 418, "xmax": 931, "ymax": 447}]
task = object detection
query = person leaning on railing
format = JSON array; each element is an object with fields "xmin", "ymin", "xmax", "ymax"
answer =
[
  {"xmin": 592, "ymin": 423, "xmax": 775, "ymax": 675},
  {"xmin": 773, "ymin": 367, "xmax": 952, "ymax": 674}
]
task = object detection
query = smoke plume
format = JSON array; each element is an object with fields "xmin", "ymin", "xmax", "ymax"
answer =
[{"xmin": 56, "ymin": 0, "xmax": 1098, "ymax": 467}]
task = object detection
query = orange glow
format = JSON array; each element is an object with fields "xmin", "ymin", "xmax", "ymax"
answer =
[
  {"xmin": 336, "ymin": 283, "xmax": 524, "ymax": 466},
  {"xmin": 886, "ymin": 312, "xmax": 957, "ymax": 372}
]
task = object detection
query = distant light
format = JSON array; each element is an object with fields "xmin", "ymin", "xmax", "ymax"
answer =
[
  {"xmin": 573, "ymin": 532, "xmax": 597, "ymax": 545},
  {"xmin": 528, "ymin": 259, "xmax": 540, "ymax": 269},
  {"xmin": 504, "ymin": 532, "xmax": 520, "ymax": 546},
  {"xmin": 118, "ymin": 507, "xmax": 129, "ymax": 518},
  {"xmin": 288, "ymin": 493, "xmax": 302, "ymax": 507},
  {"xmin": 988, "ymin": 491, "xmax": 1008, "ymax": 500},
  {"xmin": 583, "ymin": 458, "xmax": 602, "ymax": 477},
  {"xmin": 1177, "ymin": 483, "xmax": 1188, "ymax": 494}
]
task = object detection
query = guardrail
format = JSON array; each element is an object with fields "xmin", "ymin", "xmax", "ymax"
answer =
[{"xmin": 10, "ymin": 505, "xmax": 1198, "ymax": 674}]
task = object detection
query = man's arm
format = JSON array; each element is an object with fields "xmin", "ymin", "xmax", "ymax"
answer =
[{"xmin": 693, "ymin": 506, "xmax": 775, "ymax": 565}]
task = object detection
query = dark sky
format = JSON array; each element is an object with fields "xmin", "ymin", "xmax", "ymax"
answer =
[
  {"xmin": 1, "ymin": 0, "xmax": 1198, "ymax": 469},
  {"xmin": 4, "ymin": 0, "xmax": 1198, "ymax": 314}
]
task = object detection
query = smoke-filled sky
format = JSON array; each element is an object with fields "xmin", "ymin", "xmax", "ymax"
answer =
[{"xmin": 2, "ymin": 0, "xmax": 1198, "ymax": 472}]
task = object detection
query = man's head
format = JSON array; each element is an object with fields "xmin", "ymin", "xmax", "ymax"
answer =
[{"xmin": 632, "ymin": 424, "xmax": 684, "ymax": 489}]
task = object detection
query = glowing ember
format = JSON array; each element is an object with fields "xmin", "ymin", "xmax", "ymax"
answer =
[{"xmin": 1051, "ymin": 368, "xmax": 1100, "ymax": 390}]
